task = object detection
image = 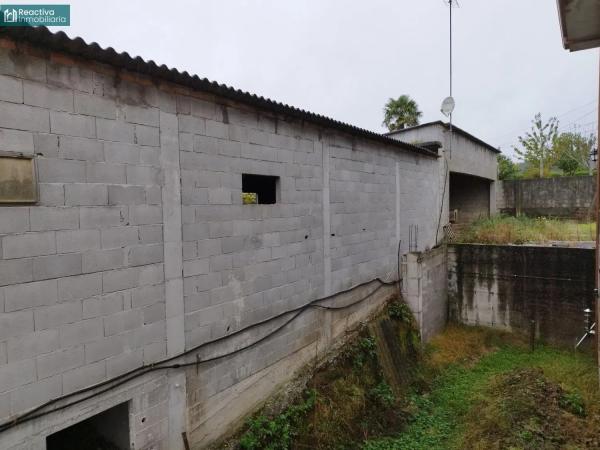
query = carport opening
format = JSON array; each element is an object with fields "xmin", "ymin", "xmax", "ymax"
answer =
[
  {"xmin": 46, "ymin": 402, "xmax": 129, "ymax": 450},
  {"xmin": 449, "ymin": 172, "xmax": 491, "ymax": 224}
]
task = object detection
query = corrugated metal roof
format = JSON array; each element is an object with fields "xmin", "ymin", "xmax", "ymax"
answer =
[
  {"xmin": 386, "ymin": 120, "xmax": 501, "ymax": 154},
  {"xmin": 0, "ymin": 26, "xmax": 437, "ymax": 158}
]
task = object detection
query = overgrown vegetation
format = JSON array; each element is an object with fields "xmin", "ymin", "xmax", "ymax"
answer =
[
  {"xmin": 363, "ymin": 325, "xmax": 599, "ymax": 450},
  {"xmin": 455, "ymin": 214, "xmax": 595, "ymax": 244},
  {"xmin": 231, "ymin": 315, "xmax": 598, "ymax": 450}
]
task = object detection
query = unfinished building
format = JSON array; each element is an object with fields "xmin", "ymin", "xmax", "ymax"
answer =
[
  {"xmin": 0, "ymin": 27, "xmax": 447, "ymax": 449},
  {"xmin": 388, "ymin": 121, "xmax": 499, "ymax": 224}
]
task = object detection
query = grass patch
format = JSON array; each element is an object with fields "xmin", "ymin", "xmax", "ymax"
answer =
[
  {"xmin": 455, "ymin": 215, "xmax": 595, "ymax": 244},
  {"xmin": 363, "ymin": 325, "xmax": 599, "ymax": 450}
]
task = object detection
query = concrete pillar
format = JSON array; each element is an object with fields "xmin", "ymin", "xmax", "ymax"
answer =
[
  {"xmin": 159, "ymin": 111, "xmax": 186, "ymax": 450},
  {"xmin": 321, "ymin": 140, "xmax": 331, "ymax": 297}
]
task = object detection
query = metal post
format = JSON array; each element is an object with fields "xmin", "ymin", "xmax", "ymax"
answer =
[{"xmin": 596, "ymin": 49, "xmax": 600, "ymax": 374}]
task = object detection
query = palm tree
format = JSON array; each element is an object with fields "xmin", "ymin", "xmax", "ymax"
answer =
[{"xmin": 382, "ymin": 95, "xmax": 422, "ymax": 132}]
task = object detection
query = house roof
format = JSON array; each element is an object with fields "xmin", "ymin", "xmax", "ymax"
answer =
[
  {"xmin": 557, "ymin": 0, "xmax": 600, "ymax": 51},
  {"xmin": 0, "ymin": 26, "xmax": 437, "ymax": 158},
  {"xmin": 385, "ymin": 121, "xmax": 501, "ymax": 154}
]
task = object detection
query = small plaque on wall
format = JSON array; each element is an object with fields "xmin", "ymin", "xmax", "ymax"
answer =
[{"xmin": 0, "ymin": 154, "xmax": 37, "ymax": 203}]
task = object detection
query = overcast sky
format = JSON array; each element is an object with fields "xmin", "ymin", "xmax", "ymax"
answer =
[{"xmin": 54, "ymin": 0, "xmax": 598, "ymax": 159}]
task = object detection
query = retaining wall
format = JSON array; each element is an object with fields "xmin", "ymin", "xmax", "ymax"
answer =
[
  {"xmin": 497, "ymin": 176, "xmax": 595, "ymax": 219},
  {"xmin": 448, "ymin": 244, "xmax": 595, "ymax": 347}
]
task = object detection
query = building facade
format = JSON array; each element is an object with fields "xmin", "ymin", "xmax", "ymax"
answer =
[{"xmin": 0, "ymin": 27, "xmax": 441, "ymax": 449}]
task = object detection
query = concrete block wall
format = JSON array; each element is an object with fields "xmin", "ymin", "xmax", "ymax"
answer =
[
  {"xmin": 0, "ymin": 38, "xmax": 440, "ymax": 449},
  {"xmin": 401, "ymin": 245, "xmax": 448, "ymax": 342},
  {"xmin": 448, "ymin": 244, "xmax": 595, "ymax": 347},
  {"xmin": 497, "ymin": 176, "xmax": 595, "ymax": 219}
]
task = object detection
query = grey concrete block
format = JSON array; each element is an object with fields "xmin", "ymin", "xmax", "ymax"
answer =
[
  {"xmin": 205, "ymin": 120, "xmax": 228, "ymax": 139},
  {"xmin": 143, "ymin": 341, "xmax": 165, "ymax": 363},
  {"xmin": 39, "ymin": 183, "xmax": 65, "ymax": 206},
  {"xmin": 126, "ymin": 166, "xmax": 160, "ymax": 185},
  {"xmin": 132, "ymin": 284, "xmax": 164, "ymax": 309},
  {"xmin": 178, "ymin": 115, "xmax": 205, "ymax": 134},
  {"xmin": 33, "ymin": 253, "xmax": 82, "ymax": 280},
  {"xmin": 37, "ymin": 158, "xmax": 86, "ymax": 183},
  {"xmin": 23, "ymin": 81, "xmax": 73, "ymax": 112},
  {"xmin": 128, "ymin": 244, "xmax": 163, "ymax": 266},
  {"xmin": 96, "ymin": 118, "xmax": 134, "ymax": 143},
  {"xmin": 58, "ymin": 273, "xmax": 102, "ymax": 302},
  {"xmin": 104, "ymin": 141, "xmax": 140, "ymax": 164},
  {"xmin": 101, "ymin": 226, "xmax": 140, "ymax": 249},
  {"xmin": 142, "ymin": 302, "xmax": 164, "ymax": 325},
  {"xmin": 0, "ymin": 207, "xmax": 29, "ymax": 234},
  {"xmin": 197, "ymin": 239, "xmax": 221, "ymax": 258},
  {"xmin": 0, "ymin": 128, "xmax": 33, "ymax": 153},
  {"xmin": 65, "ymin": 183, "xmax": 108, "ymax": 206},
  {"xmin": 123, "ymin": 105, "xmax": 159, "ymax": 127},
  {"xmin": 56, "ymin": 229, "xmax": 101, "ymax": 253},
  {"xmin": 140, "ymin": 146, "xmax": 160, "ymax": 166},
  {"xmin": 34, "ymin": 300, "xmax": 82, "ymax": 330},
  {"xmin": 0, "ymin": 102, "xmax": 49, "ymax": 132},
  {"xmin": 0, "ymin": 74, "xmax": 23, "ymax": 103},
  {"xmin": 83, "ymin": 292, "xmax": 125, "ymax": 319},
  {"xmin": 86, "ymin": 162, "xmax": 127, "ymax": 184},
  {"xmin": 0, "ymin": 359, "xmax": 35, "ymax": 393},
  {"xmin": 80, "ymin": 206, "xmax": 126, "ymax": 229},
  {"xmin": 33, "ymin": 133, "xmax": 59, "ymax": 158},
  {"xmin": 182, "ymin": 223, "xmax": 209, "ymax": 241},
  {"xmin": 2, "ymin": 231, "xmax": 55, "ymax": 259},
  {"xmin": 129, "ymin": 205, "xmax": 162, "ymax": 225},
  {"xmin": 103, "ymin": 309, "xmax": 143, "ymax": 336},
  {"xmin": 134, "ymin": 125, "xmax": 160, "ymax": 147},
  {"xmin": 85, "ymin": 335, "xmax": 123, "ymax": 363},
  {"xmin": 74, "ymin": 92, "xmax": 116, "ymax": 119},
  {"xmin": 10, "ymin": 375, "xmax": 62, "ymax": 415},
  {"xmin": 4, "ymin": 279, "xmax": 57, "ymax": 312},
  {"xmin": 36, "ymin": 346, "xmax": 85, "ymax": 379},
  {"xmin": 82, "ymin": 248, "xmax": 125, "ymax": 273},
  {"xmin": 139, "ymin": 225, "xmax": 163, "ymax": 244},
  {"xmin": 30, "ymin": 207, "xmax": 79, "ymax": 231},
  {"xmin": 62, "ymin": 360, "xmax": 106, "ymax": 394},
  {"xmin": 208, "ymin": 188, "xmax": 232, "ymax": 205},
  {"xmin": 106, "ymin": 349, "xmax": 143, "ymax": 378},
  {"xmin": 7, "ymin": 329, "xmax": 59, "ymax": 362},
  {"xmin": 58, "ymin": 320, "xmax": 103, "ymax": 354},
  {"xmin": 50, "ymin": 111, "xmax": 95, "ymax": 138},
  {"xmin": 102, "ymin": 266, "xmax": 142, "ymax": 293},
  {"xmin": 0, "ymin": 258, "xmax": 33, "ymax": 287},
  {"xmin": 0, "ymin": 310, "xmax": 34, "ymax": 340},
  {"xmin": 182, "ymin": 258, "xmax": 209, "ymax": 277},
  {"xmin": 58, "ymin": 135, "xmax": 104, "ymax": 161}
]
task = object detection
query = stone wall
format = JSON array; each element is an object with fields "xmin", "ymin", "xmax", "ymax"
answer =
[
  {"xmin": 448, "ymin": 244, "xmax": 595, "ymax": 348},
  {"xmin": 0, "ymin": 37, "xmax": 440, "ymax": 449},
  {"xmin": 497, "ymin": 176, "xmax": 595, "ymax": 219}
]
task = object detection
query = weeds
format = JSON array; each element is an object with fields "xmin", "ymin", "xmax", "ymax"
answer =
[
  {"xmin": 239, "ymin": 389, "xmax": 316, "ymax": 450},
  {"xmin": 455, "ymin": 214, "xmax": 596, "ymax": 244}
]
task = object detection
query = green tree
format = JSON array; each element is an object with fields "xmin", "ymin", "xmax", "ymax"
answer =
[
  {"xmin": 552, "ymin": 131, "xmax": 596, "ymax": 176},
  {"xmin": 497, "ymin": 153, "xmax": 520, "ymax": 180},
  {"xmin": 383, "ymin": 95, "xmax": 422, "ymax": 132},
  {"xmin": 513, "ymin": 113, "xmax": 559, "ymax": 178}
]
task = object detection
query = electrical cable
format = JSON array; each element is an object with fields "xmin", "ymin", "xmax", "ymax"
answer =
[{"xmin": 0, "ymin": 274, "xmax": 398, "ymax": 433}]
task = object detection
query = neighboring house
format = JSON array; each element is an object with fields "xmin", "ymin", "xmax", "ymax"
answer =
[
  {"xmin": 0, "ymin": 27, "xmax": 443, "ymax": 450},
  {"xmin": 387, "ymin": 121, "xmax": 499, "ymax": 225}
]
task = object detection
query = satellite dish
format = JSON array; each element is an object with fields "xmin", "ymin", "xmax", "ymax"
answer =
[{"xmin": 441, "ymin": 96, "xmax": 455, "ymax": 117}]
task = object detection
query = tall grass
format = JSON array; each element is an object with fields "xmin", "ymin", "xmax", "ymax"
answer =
[{"xmin": 455, "ymin": 215, "xmax": 596, "ymax": 244}]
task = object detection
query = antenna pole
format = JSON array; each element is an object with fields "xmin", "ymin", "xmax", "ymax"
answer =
[{"xmin": 448, "ymin": 0, "xmax": 453, "ymax": 158}]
